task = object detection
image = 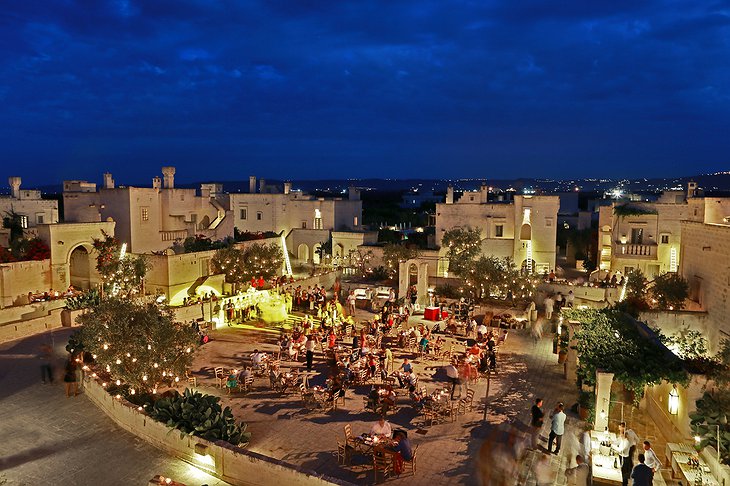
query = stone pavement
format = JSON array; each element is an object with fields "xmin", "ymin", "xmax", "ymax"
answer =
[
  {"xmin": 191, "ymin": 309, "xmax": 582, "ymax": 486},
  {"xmin": 0, "ymin": 328, "xmax": 228, "ymax": 486}
]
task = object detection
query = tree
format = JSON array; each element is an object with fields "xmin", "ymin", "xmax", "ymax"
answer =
[
  {"xmin": 382, "ymin": 243, "xmax": 419, "ymax": 279},
  {"xmin": 347, "ymin": 248, "xmax": 374, "ymax": 277},
  {"xmin": 77, "ymin": 298, "xmax": 199, "ymax": 393},
  {"xmin": 462, "ymin": 256, "xmax": 536, "ymax": 301},
  {"xmin": 650, "ymin": 272, "xmax": 689, "ymax": 310},
  {"xmin": 441, "ymin": 227, "xmax": 482, "ymax": 276},
  {"xmin": 211, "ymin": 243, "xmax": 283, "ymax": 286},
  {"xmin": 315, "ymin": 239, "xmax": 332, "ymax": 266},
  {"xmin": 2, "ymin": 210, "xmax": 24, "ymax": 244},
  {"xmin": 93, "ymin": 231, "xmax": 149, "ymax": 299}
]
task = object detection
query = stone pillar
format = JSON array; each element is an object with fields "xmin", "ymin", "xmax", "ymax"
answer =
[
  {"xmin": 152, "ymin": 176, "xmax": 161, "ymax": 189},
  {"xmin": 283, "ymin": 182, "xmax": 291, "ymax": 194},
  {"xmin": 595, "ymin": 371, "xmax": 614, "ymax": 432},
  {"xmin": 564, "ymin": 321, "xmax": 579, "ymax": 382},
  {"xmin": 398, "ymin": 261, "xmax": 409, "ymax": 301},
  {"xmin": 249, "ymin": 176, "xmax": 257, "ymax": 193},
  {"xmin": 103, "ymin": 172, "xmax": 115, "ymax": 189},
  {"xmin": 259, "ymin": 178, "xmax": 266, "ymax": 193},
  {"xmin": 417, "ymin": 263, "xmax": 429, "ymax": 308}
]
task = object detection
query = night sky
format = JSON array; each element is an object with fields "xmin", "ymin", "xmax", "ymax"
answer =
[{"xmin": 2, "ymin": 1, "xmax": 729, "ymax": 186}]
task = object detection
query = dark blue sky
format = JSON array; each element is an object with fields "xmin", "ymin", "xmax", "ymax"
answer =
[{"xmin": 2, "ymin": 0, "xmax": 729, "ymax": 186}]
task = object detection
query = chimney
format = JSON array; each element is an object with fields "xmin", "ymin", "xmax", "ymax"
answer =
[
  {"xmin": 283, "ymin": 182, "xmax": 291, "ymax": 195},
  {"xmin": 152, "ymin": 176, "xmax": 161, "ymax": 189},
  {"xmin": 249, "ymin": 176, "xmax": 257, "ymax": 193},
  {"xmin": 161, "ymin": 166, "xmax": 176, "ymax": 189},
  {"xmin": 480, "ymin": 182, "xmax": 488, "ymax": 203},
  {"xmin": 103, "ymin": 172, "xmax": 115, "ymax": 189},
  {"xmin": 446, "ymin": 185, "xmax": 454, "ymax": 204},
  {"xmin": 8, "ymin": 177, "xmax": 21, "ymax": 199},
  {"xmin": 259, "ymin": 178, "xmax": 266, "ymax": 193},
  {"xmin": 348, "ymin": 186, "xmax": 361, "ymax": 201},
  {"xmin": 687, "ymin": 181, "xmax": 698, "ymax": 198}
]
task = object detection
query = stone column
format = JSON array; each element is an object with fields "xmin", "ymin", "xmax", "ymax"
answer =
[
  {"xmin": 564, "ymin": 321, "xmax": 579, "ymax": 382},
  {"xmin": 417, "ymin": 263, "xmax": 429, "ymax": 308},
  {"xmin": 398, "ymin": 261, "xmax": 409, "ymax": 301},
  {"xmin": 595, "ymin": 371, "xmax": 614, "ymax": 432}
]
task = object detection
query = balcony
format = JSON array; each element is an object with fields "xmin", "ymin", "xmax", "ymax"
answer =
[
  {"xmin": 161, "ymin": 230, "xmax": 188, "ymax": 242},
  {"xmin": 616, "ymin": 243, "xmax": 656, "ymax": 259}
]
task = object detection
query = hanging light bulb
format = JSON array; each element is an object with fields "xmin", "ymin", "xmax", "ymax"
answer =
[{"xmin": 116, "ymin": 380, "xmax": 121, "ymax": 385}]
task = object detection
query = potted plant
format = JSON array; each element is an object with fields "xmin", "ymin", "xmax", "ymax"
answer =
[
  {"xmin": 558, "ymin": 330, "xmax": 569, "ymax": 364},
  {"xmin": 578, "ymin": 390, "xmax": 593, "ymax": 420}
]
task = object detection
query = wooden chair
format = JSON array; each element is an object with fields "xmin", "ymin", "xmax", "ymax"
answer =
[
  {"xmin": 331, "ymin": 390, "xmax": 342, "ymax": 410},
  {"xmin": 344, "ymin": 423, "xmax": 356, "ymax": 448},
  {"xmin": 315, "ymin": 391, "xmax": 335, "ymax": 412},
  {"xmin": 402, "ymin": 445, "xmax": 417, "ymax": 475},
  {"xmin": 300, "ymin": 384, "xmax": 317, "ymax": 409},
  {"xmin": 238, "ymin": 376, "xmax": 254, "ymax": 393},
  {"xmin": 186, "ymin": 372, "xmax": 197, "ymax": 388},
  {"xmin": 458, "ymin": 388, "xmax": 475, "ymax": 414},
  {"xmin": 336, "ymin": 439, "xmax": 351, "ymax": 465},
  {"xmin": 214, "ymin": 367, "xmax": 225, "ymax": 388},
  {"xmin": 373, "ymin": 453, "xmax": 393, "ymax": 483}
]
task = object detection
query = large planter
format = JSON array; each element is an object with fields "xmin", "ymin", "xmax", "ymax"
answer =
[
  {"xmin": 61, "ymin": 308, "xmax": 86, "ymax": 327},
  {"xmin": 558, "ymin": 349, "xmax": 568, "ymax": 364},
  {"xmin": 578, "ymin": 404, "xmax": 589, "ymax": 420}
]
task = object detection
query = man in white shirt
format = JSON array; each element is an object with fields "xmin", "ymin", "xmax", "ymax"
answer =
[
  {"xmin": 370, "ymin": 417, "xmax": 392, "ymax": 438},
  {"xmin": 251, "ymin": 349, "xmax": 264, "ymax": 369},
  {"xmin": 445, "ymin": 362, "xmax": 461, "ymax": 399},
  {"xmin": 347, "ymin": 291, "xmax": 357, "ymax": 316},
  {"xmin": 544, "ymin": 296, "xmax": 555, "ymax": 320},
  {"xmin": 613, "ymin": 431, "xmax": 632, "ymax": 486},
  {"xmin": 565, "ymin": 454, "xmax": 591, "ymax": 486},
  {"xmin": 305, "ymin": 337, "xmax": 316, "ymax": 371},
  {"xmin": 477, "ymin": 322, "xmax": 488, "ymax": 338},
  {"xmin": 548, "ymin": 402, "xmax": 566, "ymax": 454},
  {"xmin": 642, "ymin": 440, "xmax": 661, "ymax": 473}
]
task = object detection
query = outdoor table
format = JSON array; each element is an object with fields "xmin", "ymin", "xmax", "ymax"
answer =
[
  {"xmin": 352, "ymin": 434, "xmax": 396, "ymax": 454},
  {"xmin": 424, "ymin": 307, "xmax": 440, "ymax": 320},
  {"xmin": 589, "ymin": 431, "xmax": 623, "ymax": 484},
  {"xmin": 670, "ymin": 451, "xmax": 719, "ymax": 485}
]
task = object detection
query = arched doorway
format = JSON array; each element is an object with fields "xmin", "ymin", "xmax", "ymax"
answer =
[
  {"xmin": 521, "ymin": 259, "xmax": 536, "ymax": 274},
  {"xmin": 408, "ymin": 263, "xmax": 418, "ymax": 286},
  {"xmin": 199, "ymin": 215, "xmax": 210, "ymax": 230},
  {"xmin": 312, "ymin": 244, "xmax": 322, "ymax": 265},
  {"xmin": 69, "ymin": 244, "xmax": 95, "ymax": 290},
  {"xmin": 297, "ymin": 243, "xmax": 309, "ymax": 262}
]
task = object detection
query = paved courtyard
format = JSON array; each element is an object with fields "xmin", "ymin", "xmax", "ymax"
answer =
[{"xmin": 0, "ymin": 328, "xmax": 228, "ymax": 486}]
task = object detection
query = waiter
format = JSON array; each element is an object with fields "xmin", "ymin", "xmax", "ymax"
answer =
[
  {"xmin": 619, "ymin": 422, "xmax": 639, "ymax": 461},
  {"xmin": 613, "ymin": 430, "xmax": 632, "ymax": 486}
]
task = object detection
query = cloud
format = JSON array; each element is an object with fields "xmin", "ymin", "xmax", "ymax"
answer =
[{"xmin": 0, "ymin": 0, "xmax": 728, "ymax": 184}]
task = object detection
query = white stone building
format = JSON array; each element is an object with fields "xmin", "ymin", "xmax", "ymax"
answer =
[
  {"xmin": 228, "ymin": 177, "xmax": 363, "ymax": 264},
  {"xmin": 0, "ymin": 177, "xmax": 59, "ymax": 243},
  {"xmin": 63, "ymin": 167, "xmax": 233, "ymax": 254},
  {"xmin": 435, "ymin": 184, "xmax": 559, "ymax": 275}
]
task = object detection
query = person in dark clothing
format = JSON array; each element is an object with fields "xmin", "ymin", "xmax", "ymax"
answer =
[
  {"xmin": 630, "ymin": 454, "xmax": 653, "ymax": 486},
  {"xmin": 39, "ymin": 344, "xmax": 54, "ymax": 384},
  {"xmin": 530, "ymin": 398, "xmax": 545, "ymax": 449}
]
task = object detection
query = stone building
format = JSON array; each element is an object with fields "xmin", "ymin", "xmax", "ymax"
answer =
[
  {"xmin": 596, "ymin": 182, "xmax": 730, "ymax": 278},
  {"xmin": 63, "ymin": 167, "xmax": 233, "ymax": 254},
  {"xmin": 228, "ymin": 177, "xmax": 363, "ymax": 264},
  {"xmin": 435, "ymin": 184, "xmax": 559, "ymax": 275},
  {"xmin": 0, "ymin": 177, "xmax": 59, "ymax": 243}
]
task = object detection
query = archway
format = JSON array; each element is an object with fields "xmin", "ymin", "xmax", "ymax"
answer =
[
  {"xmin": 312, "ymin": 244, "xmax": 322, "ymax": 265},
  {"xmin": 68, "ymin": 244, "xmax": 96, "ymax": 290},
  {"xmin": 398, "ymin": 259, "xmax": 429, "ymax": 309},
  {"xmin": 199, "ymin": 215, "xmax": 210, "ymax": 230},
  {"xmin": 521, "ymin": 259, "xmax": 536, "ymax": 275},
  {"xmin": 297, "ymin": 243, "xmax": 309, "ymax": 262}
]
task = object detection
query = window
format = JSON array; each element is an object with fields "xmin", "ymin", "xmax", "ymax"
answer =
[
  {"xmin": 36, "ymin": 214, "xmax": 44, "ymax": 224},
  {"xmin": 301, "ymin": 221, "xmax": 307, "ymax": 229},
  {"xmin": 256, "ymin": 211, "xmax": 262, "ymax": 221},
  {"xmin": 630, "ymin": 228, "xmax": 643, "ymax": 245},
  {"xmin": 141, "ymin": 207, "xmax": 149, "ymax": 222},
  {"xmin": 495, "ymin": 225, "xmax": 504, "ymax": 237},
  {"xmin": 545, "ymin": 218, "xmax": 553, "ymax": 227},
  {"xmin": 353, "ymin": 216, "xmax": 358, "ymax": 227},
  {"xmin": 661, "ymin": 234, "xmax": 670, "ymax": 244},
  {"xmin": 19, "ymin": 215, "xmax": 28, "ymax": 229},
  {"xmin": 240, "ymin": 208, "xmax": 247, "ymax": 220},
  {"xmin": 624, "ymin": 266, "xmax": 634, "ymax": 275}
]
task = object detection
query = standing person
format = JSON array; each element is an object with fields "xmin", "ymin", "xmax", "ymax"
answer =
[
  {"xmin": 548, "ymin": 402, "xmax": 566, "ymax": 454},
  {"xmin": 534, "ymin": 453, "xmax": 553, "ymax": 486},
  {"xmin": 347, "ymin": 290, "xmax": 356, "ymax": 316},
  {"xmin": 303, "ymin": 336, "xmax": 315, "ymax": 372},
  {"xmin": 613, "ymin": 430, "xmax": 632, "ymax": 486},
  {"xmin": 641, "ymin": 441, "xmax": 661, "ymax": 474},
  {"xmin": 445, "ymin": 361, "xmax": 461, "ymax": 400},
  {"xmin": 565, "ymin": 455, "xmax": 591, "ymax": 486},
  {"xmin": 39, "ymin": 344, "xmax": 54, "ymax": 384},
  {"xmin": 630, "ymin": 454, "xmax": 653, "ymax": 486},
  {"xmin": 619, "ymin": 422, "xmax": 639, "ymax": 462},
  {"xmin": 567, "ymin": 290, "xmax": 575, "ymax": 308},
  {"xmin": 544, "ymin": 295, "xmax": 555, "ymax": 321},
  {"xmin": 63, "ymin": 355, "xmax": 78, "ymax": 397},
  {"xmin": 530, "ymin": 398, "xmax": 545, "ymax": 449}
]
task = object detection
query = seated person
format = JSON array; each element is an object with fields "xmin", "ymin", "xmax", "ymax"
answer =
[
  {"xmin": 370, "ymin": 416, "xmax": 392, "ymax": 438},
  {"xmin": 404, "ymin": 370, "xmax": 418, "ymax": 392},
  {"xmin": 225, "ymin": 371, "xmax": 238, "ymax": 394},
  {"xmin": 379, "ymin": 430, "xmax": 413, "ymax": 474},
  {"xmin": 379, "ymin": 386, "xmax": 397, "ymax": 414},
  {"xmin": 251, "ymin": 350, "xmax": 264, "ymax": 369},
  {"xmin": 237, "ymin": 367, "xmax": 252, "ymax": 382},
  {"xmin": 399, "ymin": 359, "xmax": 413, "ymax": 374}
]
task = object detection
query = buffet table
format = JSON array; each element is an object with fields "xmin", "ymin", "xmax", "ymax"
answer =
[{"xmin": 666, "ymin": 442, "xmax": 720, "ymax": 486}]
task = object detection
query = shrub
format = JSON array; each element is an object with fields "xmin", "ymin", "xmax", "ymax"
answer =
[
  {"xmin": 65, "ymin": 289, "xmax": 100, "ymax": 310},
  {"xmin": 151, "ymin": 388, "xmax": 251, "ymax": 446}
]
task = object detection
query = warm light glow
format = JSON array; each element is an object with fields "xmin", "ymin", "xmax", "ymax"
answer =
[
  {"xmin": 668, "ymin": 385, "xmax": 680, "ymax": 415},
  {"xmin": 695, "ymin": 435, "xmax": 702, "ymax": 443},
  {"xmin": 600, "ymin": 409, "xmax": 606, "ymax": 420}
]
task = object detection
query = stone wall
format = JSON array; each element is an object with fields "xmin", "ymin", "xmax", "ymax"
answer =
[
  {"xmin": 0, "ymin": 259, "xmax": 52, "ymax": 307},
  {"xmin": 679, "ymin": 221, "xmax": 730, "ymax": 354},
  {"xmin": 0, "ymin": 307, "xmax": 64, "ymax": 343},
  {"xmin": 83, "ymin": 375, "xmax": 353, "ymax": 486}
]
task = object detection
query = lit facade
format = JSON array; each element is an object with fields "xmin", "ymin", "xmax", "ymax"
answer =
[
  {"xmin": 0, "ymin": 177, "xmax": 58, "ymax": 242},
  {"xmin": 435, "ymin": 185, "xmax": 559, "ymax": 275},
  {"xmin": 63, "ymin": 167, "xmax": 233, "ymax": 254}
]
